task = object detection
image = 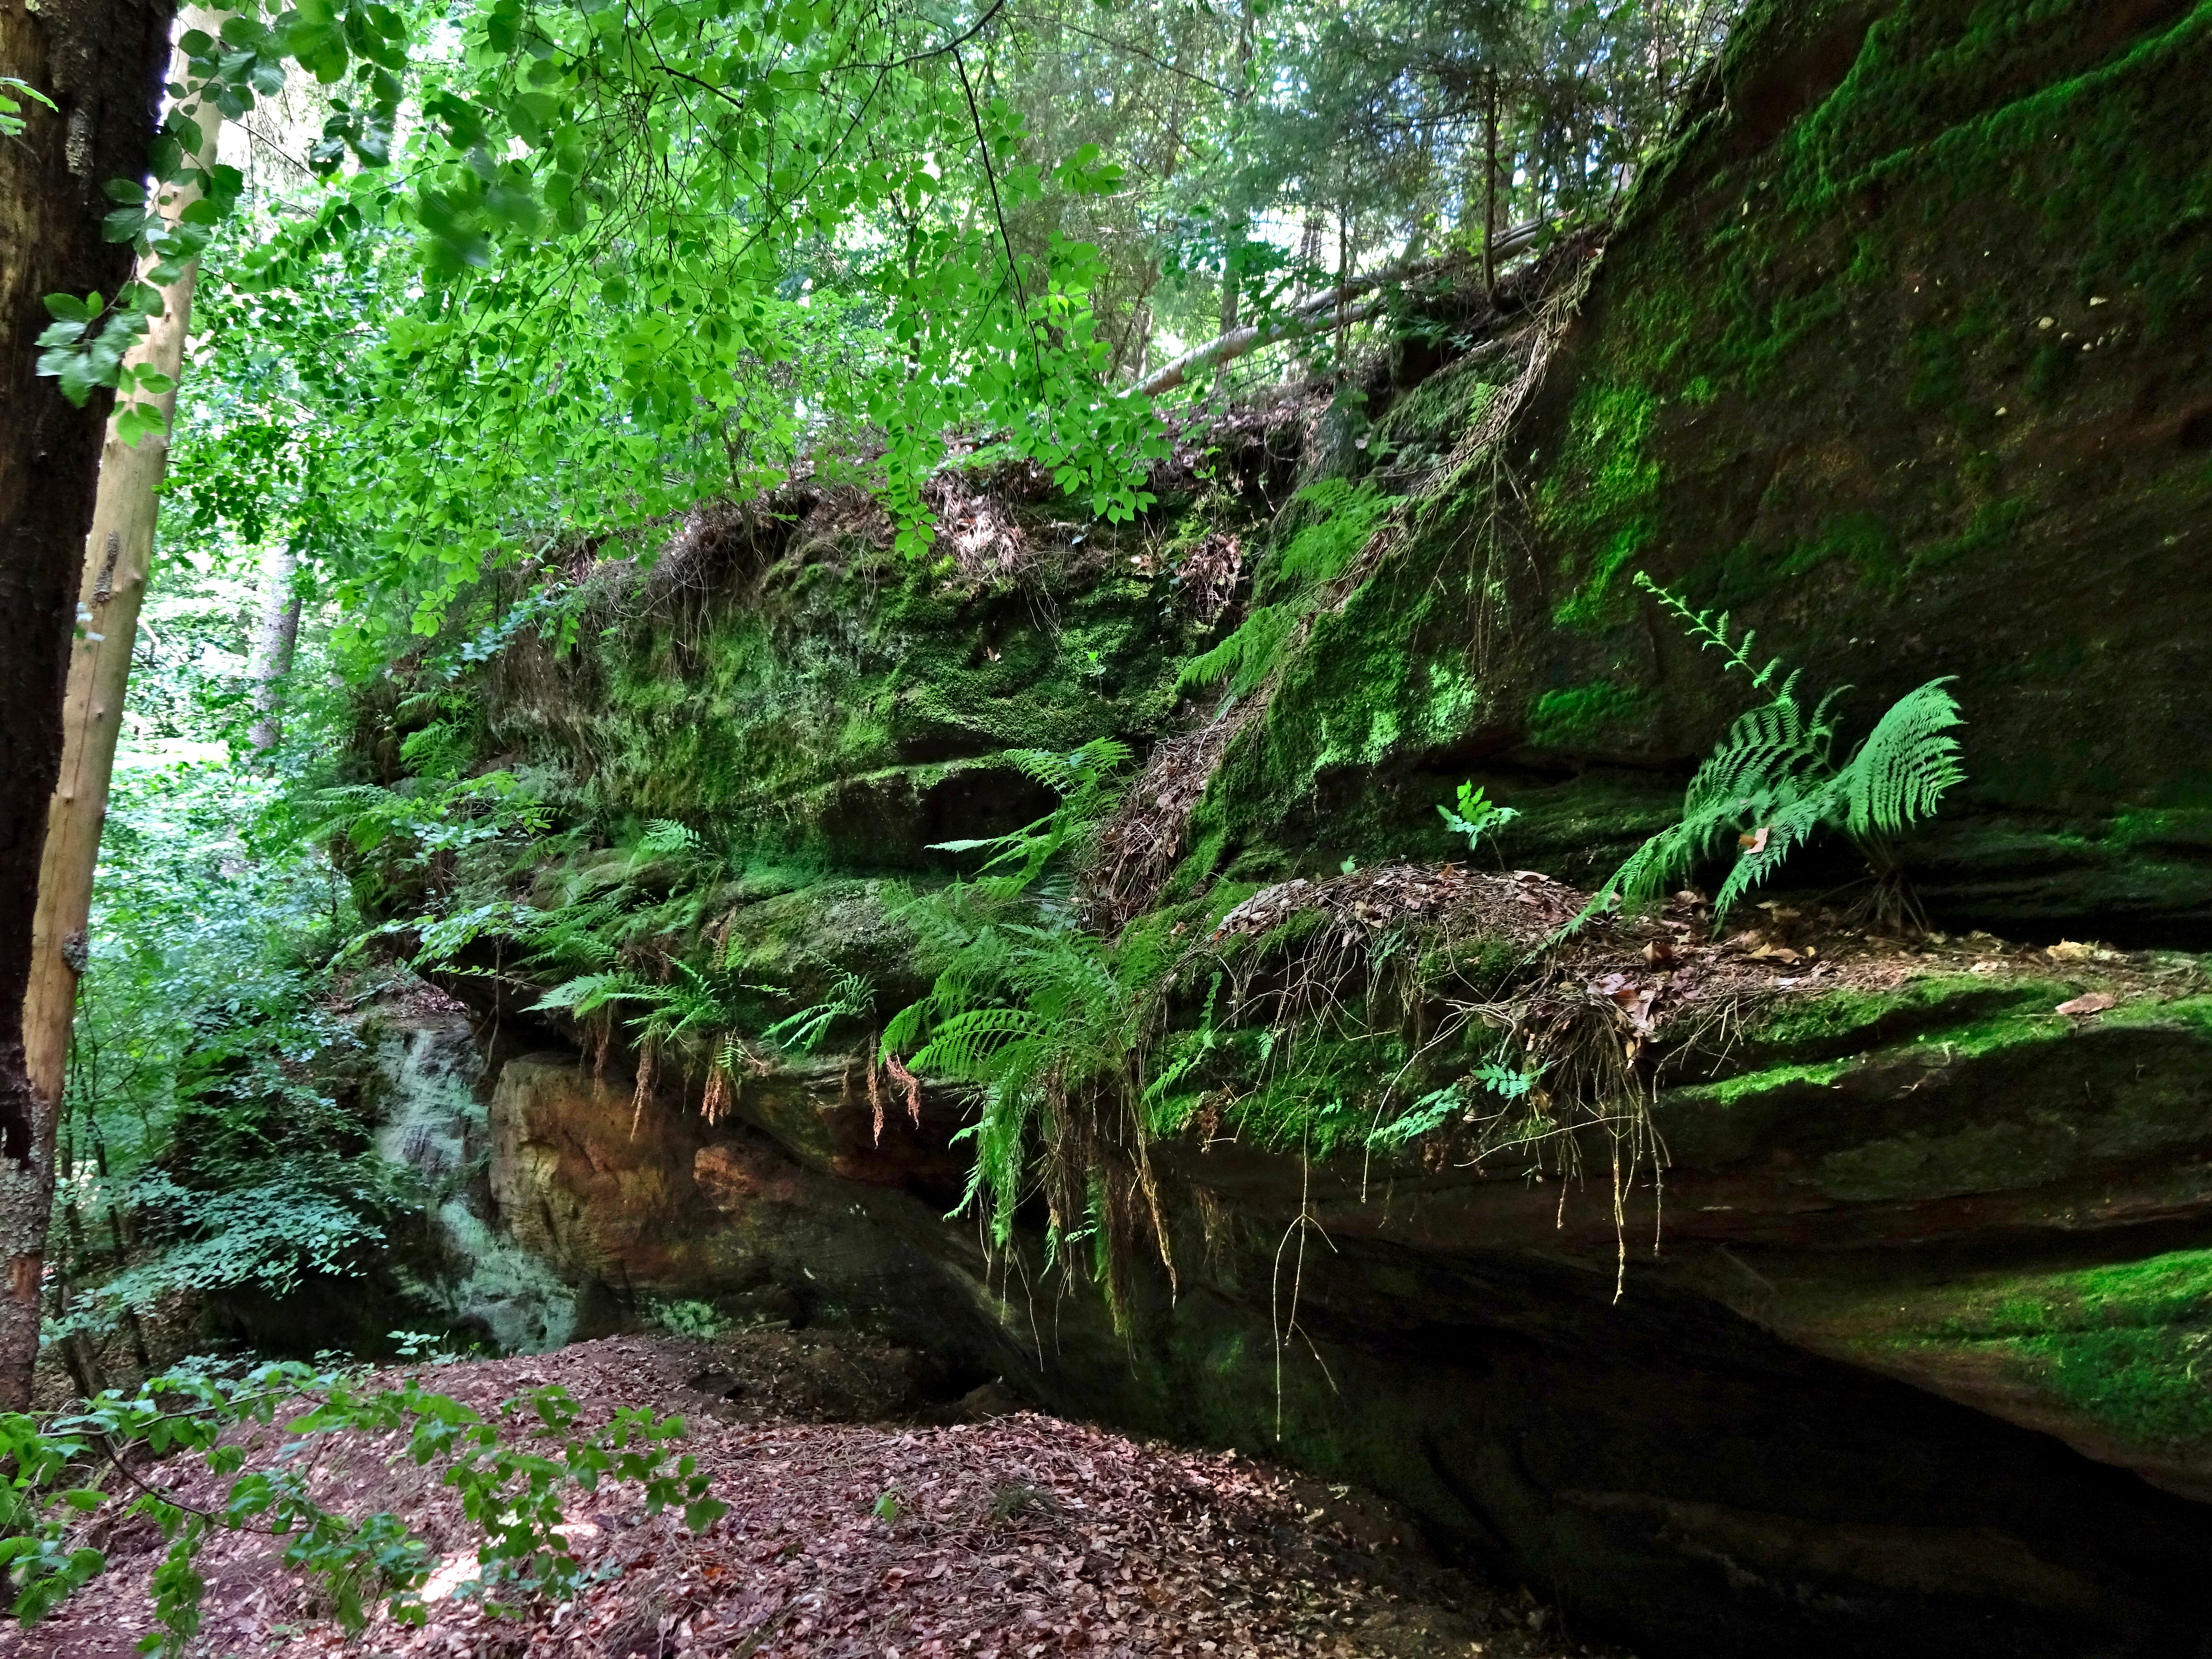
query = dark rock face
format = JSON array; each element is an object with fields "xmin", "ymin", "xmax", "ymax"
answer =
[
  {"xmin": 1525, "ymin": 0, "xmax": 2212, "ymax": 932},
  {"xmin": 478, "ymin": 1011, "xmax": 2212, "ymax": 1659},
  {"xmin": 1190, "ymin": 0, "xmax": 2212, "ymax": 939}
]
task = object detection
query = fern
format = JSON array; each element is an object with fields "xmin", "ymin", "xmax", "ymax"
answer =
[
  {"xmin": 1176, "ymin": 603, "xmax": 1298, "ymax": 698},
  {"xmin": 635, "ymin": 818, "xmax": 705, "ymax": 861},
  {"xmin": 1843, "ymin": 678, "xmax": 1968, "ymax": 846},
  {"xmin": 534, "ymin": 970, "xmax": 648, "ymax": 1018},
  {"xmin": 1368, "ymin": 1062, "xmax": 1534, "ymax": 1149},
  {"xmin": 924, "ymin": 738, "xmax": 1130, "ymax": 887},
  {"xmin": 886, "ymin": 742, "xmax": 1149, "ymax": 1254},
  {"xmin": 759, "ymin": 969, "xmax": 875, "ymax": 1056},
  {"xmin": 1581, "ymin": 576, "xmax": 1966, "ymax": 929}
]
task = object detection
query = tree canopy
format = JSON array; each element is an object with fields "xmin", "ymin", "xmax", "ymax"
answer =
[{"xmin": 31, "ymin": 0, "xmax": 1734, "ymax": 654}]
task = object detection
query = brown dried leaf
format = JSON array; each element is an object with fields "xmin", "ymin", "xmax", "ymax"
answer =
[{"xmin": 2055, "ymin": 991, "xmax": 2118, "ymax": 1017}]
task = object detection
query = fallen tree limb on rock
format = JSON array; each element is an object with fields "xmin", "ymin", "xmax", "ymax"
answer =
[{"xmin": 1136, "ymin": 216, "xmax": 1546, "ymax": 396}]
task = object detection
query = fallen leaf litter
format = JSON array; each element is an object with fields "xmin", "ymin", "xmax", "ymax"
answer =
[{"xmin": 4, "ymin": 1335, "xmax": 1626, "ymax": 1659}]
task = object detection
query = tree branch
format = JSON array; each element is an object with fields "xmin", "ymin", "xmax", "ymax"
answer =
[{"xmin": 1136, "ymin": 216, "xmax": 1546, "ymax": 397}]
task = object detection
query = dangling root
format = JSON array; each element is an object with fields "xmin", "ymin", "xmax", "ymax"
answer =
[{"xmin": 630, "ymin": 1040, "xmax": 658, "ymax": 1139}]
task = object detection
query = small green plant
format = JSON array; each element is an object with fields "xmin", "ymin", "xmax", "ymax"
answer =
[
  {"xmin": 1582, "ymin": 574, "xmax": 1965, "ymax": 930},
  {"xmin": 648, "ymin": 1298, "xmax": 728, "ymax": 1338},
  {"xmin": 0, "ymin": 1363, "xmax": 725, "ymax": 1653},
  {"xmin": 872, "ymin": 1490, "xmax": 903, "ymax": 1523},
  {"xmin": 759, "ymin": 969, "xmax": 874, "ymax": 1056},
  {"xmin": 0, "ymin": 76, "xmax": 58, "ymax": 139},
  {"xmin": 1368, "ymin": 1062, "xmax": 1535, "ymax": 1148},
  {"xmin": 1436, "ymin": 782, "xmax": 1519, "ymax": 858},
  {"xmin": 633, "ymin": 818, "xmax": 709, "ymax": 868},
  {"xmin": 389, "ymin": 1330, "xmax": 469, "ymax": 1364}
]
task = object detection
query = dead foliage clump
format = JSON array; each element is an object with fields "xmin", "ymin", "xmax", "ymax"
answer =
[
  {"xmin": 1081, "ymin": 707, "xmax": 1258, "ymax": 933},
  {"xmin": 637, "ymin": 488, "xmax": 823, "ymax": 617},
  {"xmin": 1148, "ymin": 531, "xmax": 1243, "ymax": 624},
  {"xmin": 1212, "ymin": 866, "xmax": 1582, "ymax": 955},
  {"xmin": 924, "ymin": 459, "xmax": 1062, "ymax": 585}
]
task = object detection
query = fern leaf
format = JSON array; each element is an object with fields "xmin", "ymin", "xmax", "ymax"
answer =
[
  {"xmin": 1710, "ymin": 783, "xmax": 1835, "ymax": 919},
  {"xmin": 535, "ymin": 970, "xmax": 642, "ymax": 1016},
  {"xmin": 1841, "ymin": 677, "xmax": 1965, "ymax": 845},
  {"xmin": 636, "ymin": 818, "xmax": 705, "ymax": 859}
]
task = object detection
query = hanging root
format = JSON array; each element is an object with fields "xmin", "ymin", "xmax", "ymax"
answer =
[{"xmin": 629, "ymin": 1040, "xmax": 658, "ymax": 1139}]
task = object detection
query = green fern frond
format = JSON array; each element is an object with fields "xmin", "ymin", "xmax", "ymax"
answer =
[
  {"xmin": 1633, "ymin": 571, "xmax": 1791, "ymax": 692},
  {"xmin": 534, "ymin": 970, "xmax": 644, "ymax": 1016},
  {"xmin": 760, "ymin": 968, "xmax": 875, "ymax": 1055},
  {"xmin": 635, "ymin": 818, "xmax": 705, "ymax": 860},
  {"xmin": 912, "ymin": 1007, "xmax": 1049, "ymax": 1080},
  {"xmin": 1841, "ymin": 677, "xmax": 1965, "ymax": 844},
  {"xmin": 1709, "ymin": 785, "xmax": 1835, "ymax": 918},
  {"xmin": 1578, "ymin": 582, "xmax": 1969, "ymax": 934},
  {"xmin": 1176, "ymin": 603, "xmax": 1298, "ymax": 698}
]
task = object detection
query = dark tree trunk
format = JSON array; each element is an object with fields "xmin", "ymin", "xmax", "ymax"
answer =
[{"xmin": 0, "ymin": 0, "xmax": 176, "ymax": 1411}]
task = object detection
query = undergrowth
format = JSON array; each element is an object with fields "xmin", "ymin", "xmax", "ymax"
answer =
[{"xmin": 0, "ymin": 1362, "xmax": 723, "ymax": 1654}]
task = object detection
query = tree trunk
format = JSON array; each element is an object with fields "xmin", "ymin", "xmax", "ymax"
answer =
[
  {"xmin": 1212, "ymin": 0, "xmax": 1254, "ymax": 395},
  {"xmin": 1483, "ymin": 70, "xmax": 1501, "ymax": 304},
  {"xmin": 1332, "ymin": 207, "xmax": 1356, "ymax": 383},
  {"xmin": 0, "ymin": 0, "xmax": 183, "ymax": 1411},
  {"xmin": 248, "ymin": 542, "xmax": 302, "ymax": 752},
  {"xmin": 1138, "ymin": 218, "xmax": 1543, "ymax": 398}
]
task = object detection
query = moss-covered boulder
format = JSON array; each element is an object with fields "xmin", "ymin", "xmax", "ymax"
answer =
[{"xmin": 1191, "ymin": 0, "xmax": 2212, "ymax": 937}]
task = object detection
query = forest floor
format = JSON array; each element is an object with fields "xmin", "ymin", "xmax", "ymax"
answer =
[{"xmin": 3, "ymin": 1331, "xmax": 1629, "ymax": 1659}]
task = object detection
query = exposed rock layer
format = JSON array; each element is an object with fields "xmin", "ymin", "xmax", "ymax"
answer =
[{"xmin": 476, "ymin": 974, "xmax": 2212, "ymax": 1659}]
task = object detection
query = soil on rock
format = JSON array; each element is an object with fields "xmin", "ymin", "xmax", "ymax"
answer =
[{"xmin": 3, "ymin": 1332, "xmax": 1626, "ymax": 1659}]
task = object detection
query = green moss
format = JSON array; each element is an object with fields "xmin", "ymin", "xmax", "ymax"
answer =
[
  {"xmin": 2104, "ymin": 808, "xmax": 2212, "ymax": 854},
  {"xmin": 1372, "ymin": 354, "xmax": 1504, "ymax": 464},
  {"xmin": 1675, "ymin": 1055, "xmax": 1856, "ymax": 1108},
  {"xmin": 1909, "ymin": 495, "xmax": 2028, "ymax": 576},
  {"xmin": 1742, "ymin": 974, "xmax": 2063, "ymax": 1058},
  {"xmin": 1528, "ymin": 680, "xmax": 1654, "ymax": 749},
  {"xmin": 1542, "ymin": 382, "xmax": 1662, "ymax": 628},
  {"xmin": 1848, "ymin": 1250, "xmax": 2212, "ymax": 1454}
]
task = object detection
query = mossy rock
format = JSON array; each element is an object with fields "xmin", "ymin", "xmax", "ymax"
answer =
[{"xmin": 1189, "ymin": 0, "xmax": 2212, "ymax": 941}]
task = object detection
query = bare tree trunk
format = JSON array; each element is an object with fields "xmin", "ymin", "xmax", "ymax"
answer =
[
  {"xmin": 0, "ymin": 0, "xmax": 178, "ymax": 1411},
  {"xmin": 1483, "ymin": 70, "xmax": 1502, "ymax": 303},
  {"xmin": 1332, "ymin": 206, "xmax": 1356, "ymax": 383},
  {"xmin": 248, "ymin": 542, "xmax": 302, "ymax": 753},
  {"xmin": 1138, "ymin": 218, "xmax": 1544, "ymax": 398},
  {"xmin": 1212, "ymin": 0, "xmax": 1255, "ymax": 396},
  {"xmin": 1, "ymin": 0, "xmax": 195, "ymax": 1411}
]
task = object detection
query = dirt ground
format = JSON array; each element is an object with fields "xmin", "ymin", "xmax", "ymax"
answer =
[{"xmin": 2, "ymin": 1330, "xmax": 1628, "ymax": 1659}]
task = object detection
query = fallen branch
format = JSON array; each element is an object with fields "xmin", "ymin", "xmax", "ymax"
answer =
[{"xmin": 1137, "ymin": 216, "xmax": 1546, "ymax": 396}]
